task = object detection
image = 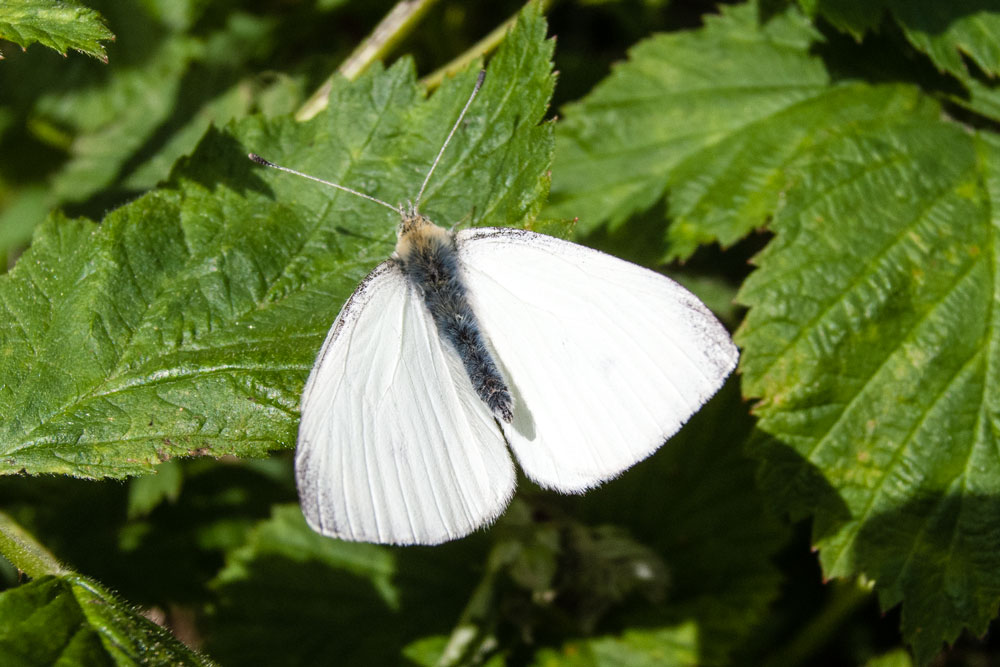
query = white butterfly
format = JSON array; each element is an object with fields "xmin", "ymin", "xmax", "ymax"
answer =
[{"xmin": 250, "ymin": 71, "xmax": 738, "ymax": 545}]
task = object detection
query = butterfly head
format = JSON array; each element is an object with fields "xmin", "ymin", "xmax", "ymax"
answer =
[{"xmin": 395, "ymin": 209, "xmax": 451, "ymax": 264}]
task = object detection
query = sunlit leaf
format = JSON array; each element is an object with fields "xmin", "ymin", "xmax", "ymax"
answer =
[
  {"xmin": 740, "ymin": 119, "xmax": 1000, "ymax": 663},
  {"xmin": 546, "ymin": 2, "xmax": 933, "ymax": 261},
  {"xmin": 0, "ymin": 0, "xmax": 113, "ymax": 62},
  {"xmin": 0, "ymin": 2, "xmax": 554, "ymax": 481}
]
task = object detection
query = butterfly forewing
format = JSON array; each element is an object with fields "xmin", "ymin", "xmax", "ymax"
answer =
[{"xmin": 296, "ymin": 261, "xmax": 516, "ymax": 545}]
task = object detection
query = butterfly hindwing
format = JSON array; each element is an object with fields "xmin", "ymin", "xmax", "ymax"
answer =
[{"xmin": 456, "ymin": 227, "xmax": 739, "ymax": 492}]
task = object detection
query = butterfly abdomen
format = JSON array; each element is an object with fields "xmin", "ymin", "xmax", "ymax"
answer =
[{"xmin": 396, "ymin": 214, "xmax": 514, "ymax": 423}]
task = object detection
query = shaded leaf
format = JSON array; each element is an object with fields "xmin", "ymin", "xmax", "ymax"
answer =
[
  {"xmin": 890, "ymin": 1, "xmax": 1000, "ymax": 79},
  {"xmin": 866, "ymin": 647, "xmax": 915, "ymax": 667},
  {"xmin": 0, "ymin": 574, "xmax": 212, "ymax": 665},
  {"xmin": 569, "ymin": 380, "xmax": 788, "ymax": 665},
  {"xmin": 0, "ymin": 5, "xmax": 306, "ymax": 255},
  {"xmin": 403, "ymin": 635, "xmax": 505, "ymax": 667},
  {"xmin": 0, "ymin": 456, "xmax": 293, "ymax": 608},
  {"xmin": 532, "ymin": 624, "xmax": 698, "ymax": 667},
  {"xmin": 126, "ymin": 460, "xmax": 183, "ymax": 519},
  {"xmin": 33, "ymin": 11, "xmax": 280, "ymax": 205},
  {"xmin": 954, "ymin": 75, "xmax": 1000, "ymax": 124},
  {"xmin": 204, "ymin": 505, "xmax": 486, "ymax": 665},
  {"xmin": 41, "ymin": 35, "xmax": 204, "ymax": 203},
  {"xmin": 800, "ymin": 0, "xmax": 1000, "ymax": 78}
]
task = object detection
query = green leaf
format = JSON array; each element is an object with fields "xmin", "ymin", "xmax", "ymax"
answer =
[
  {"xmin": 662, "ymin": 83, "xmax": 933, "ymax": 262},
  {"xmin": 795, "ymin": 0, "xmax": 885, "ymax": 39},
  {"xmin": 891, "ymin": 1, "xmax": 1000, "ymax": 79},
  {"xmin": 0, "ymin": 5, "xmax": 304, "ymax": 252},
  {"xmin": 31, "ymin": 11, "xmax": 281, "ymax": 205},
  {"xmin": 0, "ymin": 3, "xmax": 554, "ymax": 479},
  {"xmin": 799, "ymin": 0, "xmax": 1000, "ymax": 78},
  {"xmin": 547, "ymin": 1, "xmax": 826, "ymax": 235},
  {"xmin": 865, "ymin": 648, "xmax": 915, "ymax": 667},
  {"xmin": 570, "ymin": 381, "xmax": 788, "ymax": 665},
  {"xmin": 0, "ymin": 0, "xmax": 113, "ymax": 62},
  {"xmin": 545, "ymin": 1, "xmax": 934, "ymax": 261},
  {"xmin": 738, "ymin": 118, "xmax": 1000, "ymax": 662},
  {"xmin": 532, "ymin": 624, "xmax": 699, "ymax": 667},
  {"xmin": 953, "ymin": 75, "xmax": 1000, "ymax": 124},
  {"xmin": 0, "ymin": 510, "xmax": 66, "ymax": 579},
  {"xmin": 402, "ymin": 635, "xmax": 504, "ymax": 667},
  {"xmin": 0, "ymin": 574, "xmax": 213, "ymax": 665},
  {"xmin": 205, "ymin": 505, "xmax": 487, "ymax": 665},
  {"xmin": 0, "ymin": 203, "xmax": 291, "ymax": 477},
  {"xmin": 126, "ymin": 460, "xmax": 183, "ymax": 519},
  {"xmin": 0, "ymin": 186, "xmax": 49, "ymax": 260}
]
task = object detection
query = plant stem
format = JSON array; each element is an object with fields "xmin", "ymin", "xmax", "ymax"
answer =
[
  {"xmin": 0, "ymin": 510, "xmax": 69, "ymax": 579},
  {"xmin": 419, "ymin": 0, "xmax": 554, "ymax": 91},
  {"xmin": 297, "ymin": 0, "xmax": 556, "ymax": 120},
  {"xmin": 763, "ymin": 578, "xmax": 874, "ymax": 667},
  {"xmin": 438, "ymin": 553, "xmax": 501, "ymax": 666},
  {"xmin": 297, "ymin": 0, "xmax": 442, "ymax": 121}
]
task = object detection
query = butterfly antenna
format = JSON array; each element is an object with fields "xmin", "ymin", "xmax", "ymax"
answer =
[
  {"xmin": 413, "ymin": 69, "xmax": 486, "ymax": 210},
  {"xmin": 248, "ymin": 153, "xmax": 402, "ymax": 215}
]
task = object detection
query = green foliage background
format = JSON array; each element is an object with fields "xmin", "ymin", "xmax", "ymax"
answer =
[{"xmin": 1, "ymin": 0, "xmax": 999, "ymax": 664}]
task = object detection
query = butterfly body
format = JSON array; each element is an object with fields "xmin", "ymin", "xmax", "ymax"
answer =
[{"xmin": 395, "ymin": 212, "xmax": 513, "ymax": 424}]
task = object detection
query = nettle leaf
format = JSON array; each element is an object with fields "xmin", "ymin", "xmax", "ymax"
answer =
[
  {"xmin": 0, "ymin": 460, "xmax": 293, "ymax": 607},
  {"xmin": 0, "ymin": 3, "xmax": 554, "ymax": 478},
  {"xmin": 0, "ymin": 186, "xmax": 49, "ymax": 260},
  {"xmin": 532, "ymin": 624, "xmax": 698, "ymax": 667},
  {"xmin": 204, "ymin": 505, "xmax": 485, "ymax": 665},
  {"xmin": 41, "ymin": 35, "xmax": 198, "ymax": 203},
  {"xmin": 0, "ymin": 3, "xmax": 304, "ymax": 259},
  {"xmin": 387, "ymin": 383, "xmax": 780, "ymax": 666},
  {"xmin": 24, "ymin": 8, "xmax": 285, "ymax": 206},
  {"xmin": 0, "ymin": 574, "xmax": 211, "ymax": 665},
  {"xmin": 893, "ymin": 2, "xmax": 1000, "ymax": 79},
  {"xmin": 0, "ymin": 0, "xmax": 113, "ymax": 62},
  {"xmin": 955, "ymin": 75, "xmax": 1000, "ymax": 125},
  {"xmin": 738, "ymin": 119, "xmax": 1000, "ymax": 661},
  {"xmin": 795, "ymin": 0, "xmax": 883, "ymax": 37},
  {"xmin": 799, "ymin": 0, "xmax": 1000, "ymax": 78},
  {"xmin": 569, "ymin": 381, "xmax": 787, "ymax": 665},
  {"xmin": 545, "ymin": 1, "xmax": 935, "ymax": 261}
]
